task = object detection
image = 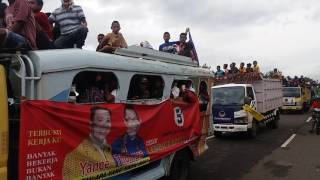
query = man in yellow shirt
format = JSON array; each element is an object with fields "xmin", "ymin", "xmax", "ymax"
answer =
[
  {"xmin": 63, "ymin": 107, "xmax": 116, "ymax": 179},
  {"xmin": 239, "ymin": 62, "xmax": 246, "ymax": 74},
  {"xmin": 253, "ymin": 60, "xmax": 260, "ymax": 73}
]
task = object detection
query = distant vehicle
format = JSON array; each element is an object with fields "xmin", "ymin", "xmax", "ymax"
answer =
[
  {"xmin": 211, "ymin": 75, "xmax": 283, "ymax": 138},
  {"xmin": 0, "ymin": 46, "xmax": 213, "ymax": 180},
  {"xmin": 281, "ymin": 86, "xmax": 311, "ymax": 113}
]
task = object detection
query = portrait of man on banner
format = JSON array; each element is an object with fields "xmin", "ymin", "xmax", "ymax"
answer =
[
  {"xmin": 63, "ymin": 106, "xmax": 116, "ymax": 179},
  {"xmin": 112, "ymin": 106, "xmax": 148, "ymax": 166}
]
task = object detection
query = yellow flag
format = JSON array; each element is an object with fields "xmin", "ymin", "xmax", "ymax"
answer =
[{"xmin": 243, "ymin": 104, "xmax": 264, "ymax": 121}]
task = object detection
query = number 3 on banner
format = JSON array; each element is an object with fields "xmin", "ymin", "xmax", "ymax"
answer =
[{"xmin": 174, "ymin": 107, "xmax": 184, "ymax": 127}]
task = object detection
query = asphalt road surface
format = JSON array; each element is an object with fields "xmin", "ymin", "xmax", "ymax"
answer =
[{"xmin": 188, "ymin": 112, "xmax": 318, "ymax": 180}]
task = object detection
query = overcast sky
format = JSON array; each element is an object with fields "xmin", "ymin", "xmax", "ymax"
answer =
[{"xmin": 5, "ymin": 0, "xmax": 320, "ymax": 80}]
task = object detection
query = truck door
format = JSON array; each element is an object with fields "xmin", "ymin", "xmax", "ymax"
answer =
[
  {"xmin": 0, "ymin": 64, "xmax": 8, "ymax": 180},
  {"xmin": 246, "ymin": 86, "xmax": 256, "ymax": 110}
]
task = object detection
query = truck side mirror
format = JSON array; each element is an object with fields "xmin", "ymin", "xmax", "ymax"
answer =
[{"xmin": 244, "ymin": 97, "xmax": 252, "ymax": 105}]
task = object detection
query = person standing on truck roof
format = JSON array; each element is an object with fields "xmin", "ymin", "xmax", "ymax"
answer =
[
  {"xmin": 177, "ymin": 32, "xmax": 195, "ymax": 59},
  {"xmin": 48, "ymin": 0, "xmax": 88, "ymax": 49},
  {"xmin": 159, "ymin": 32, "xmax": 178, "ymax": 54},
  {"xmin": 97, "ymin": 20, "xmax": 128, "ymax": 53},
  {"xmin": 0, "ymin": 0, "xmax": 37, "ymax": 50},
  {"xmin": 253, "ymin": 60, "xmax": 260, "ymax": 73},
  {"xmin": 112, "ymin": 107, "xmax": 148, "ymax": 166},
  {"xmin": 63, "ymin": 107, "xmax": 116, "ymax": 178}
]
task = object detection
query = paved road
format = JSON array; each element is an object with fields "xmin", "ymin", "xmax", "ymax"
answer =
[{"xmin": 188, "ymin": 112, "xmax": 315, "ymax": 180}]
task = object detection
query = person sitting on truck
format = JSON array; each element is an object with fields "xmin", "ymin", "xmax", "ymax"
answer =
[
  {"xmin": 215, "ymin": 65, "xmax": 225, "ymax": 77},
  {"xmin": 159, "ymin": 32, "xmax": 178, "ymax": 54},
  {"xmin": 253, "ymin": 60, "xmax": 260, "ymax": 73},
  {"xmin": 48, "ymin": 0, "xmax": 88, "ymax": 49},
  {"xmin": 171, "ymin": 81, "xmax": 180, "ymax": 99},
  {"xmin": 223, "ymin": 64, "xmax": 229, "ymax": 75},
  {"xmin": 229, "ymin": 62, "xmax": 239, "ymax": 74},
  {"xmin": 28, "ymin": 0, "xmax": 55, "ymax": 50},
  {"xmin": 272, "ymin": 68, "xmax": 282, "ymax": 79},
  {"xmin": 0, "ymin": 2, "xmax": 7, "ymax": 28},
  {"xmin": 246, "ymin": 63, "xmax": 253, "ymax": 73},
  {"xmin": 97, "ymin": 21, "xmax": 128, "ymax": 53},
  {"xmin": 0, "ymin": 0, "xmax": 37, "ymax": 50},
  {"xmin": 239, "ymin": 62, "xmax": 246, "ymax": 74},
  {"xmin": 28, "ymin": 0, "xmax": 53, "ymax": 40}
]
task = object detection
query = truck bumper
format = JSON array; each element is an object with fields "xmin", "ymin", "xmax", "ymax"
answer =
[
  {"xmin": 281, "ymin": 106, "xmax": 303, "ymax": 110},
  {"xmin": 213, "ymin": 124, "xmax": 249, "ymax": 132}
]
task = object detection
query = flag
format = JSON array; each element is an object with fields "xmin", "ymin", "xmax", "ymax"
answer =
[{"xmin": 188, "ymin": 31, "xmax": 199, "ymax": 66}]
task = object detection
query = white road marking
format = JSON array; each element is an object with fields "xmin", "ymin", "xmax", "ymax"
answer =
[
  {"xmin": 281, "ymin": 134, "xmax": 297, "ymax": 148},
  {"xmin": 306, "ymin": 117, "xmax": 312, "ymax": 123},
  {"xmin": 206, "ymin": 135, "xmax": 215, "ymax": 140}
]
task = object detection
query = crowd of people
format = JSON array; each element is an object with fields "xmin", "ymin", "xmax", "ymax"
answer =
[
  {"xmin": 0, "ymin": 0, "xmax": 88, "ymax": 50},
  {"xmin": 214, "ymin": 60, "xmax": 261, "ymax": 78},
  {"xmin": 0, "ymin": 0, "xmax": 197, "ymax": 63}
]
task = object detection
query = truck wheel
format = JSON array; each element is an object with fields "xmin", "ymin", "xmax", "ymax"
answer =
[
  {"xmin": 271, "ymin": 114, "xmax": 280, "ymax": 129},
  {"xmin": 214, "ymin": 131, "xmax": 222, "ymax": 137},
  {"xmin": 166, "ymin": 149, "xmax": 191, "ymax": 180},
  {"xmin": 247, "ymin": 120, "xmax": 257, "ymax": 138}
]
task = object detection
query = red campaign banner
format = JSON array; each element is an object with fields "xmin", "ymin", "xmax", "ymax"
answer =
[{"xmin": 19, "ymin": 99, "xmax": 201, "ymax": 180}]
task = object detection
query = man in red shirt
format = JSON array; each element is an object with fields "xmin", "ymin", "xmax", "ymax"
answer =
[
  {"xmin": 0, "ymin": 0, "xmax": 37, "ymax": 50},
  {"xmin": 28, "ymin": 0, "xmax": 53, "ymax": 39}
]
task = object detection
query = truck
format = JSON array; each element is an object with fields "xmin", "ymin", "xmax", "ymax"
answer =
[
  {"xmin": 0, "ymin": 47, "xmax": 213, "ymax": 180},
  {"xmin": 211, "ymin": 75, "xmax": 283, "ymax": 138},
  {"xmin": 281, "ymin": 86, "xmax": 311, "ymax": 113}
]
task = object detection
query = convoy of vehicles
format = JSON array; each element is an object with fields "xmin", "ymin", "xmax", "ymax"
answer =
[
  {"xmin": 0, "ymin": 47, "xmax": 213, "ymax": 180},
  {"xmin": 281, "ymin": 86, "xmax": 311, "ymax": 113},
  {"xmin": 211, "ymin": 76, "xmax": 283, "ymax": 138}
]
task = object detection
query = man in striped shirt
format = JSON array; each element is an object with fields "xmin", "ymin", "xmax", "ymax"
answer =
[{"xmin": 48, "ymin": 0, "xmax": 88, "ymax": 49}]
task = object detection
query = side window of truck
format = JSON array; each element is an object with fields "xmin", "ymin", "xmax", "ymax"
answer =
[
  {"xmin": 170, "ymin": 79, "xmax": 194, "ymax": 99},
  {"xmin": 246, "ymin": 87, "xmax": 255, "ymax": 100},
  {"xmin": 127, "ymin": 74, "xmax": 164, "ymax": 101},
  {"xmin": 71, "ymin": 71, "xmax": 119, "ymax": 103}
]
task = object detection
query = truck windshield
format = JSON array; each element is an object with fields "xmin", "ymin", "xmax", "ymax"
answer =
[
  {"xmin": 212, "ymin": 86, "xmax": 245, "ymax": 106},
  {"xmin": 283, "ymin": 88, "xmax": 301, "ymax": 98}
]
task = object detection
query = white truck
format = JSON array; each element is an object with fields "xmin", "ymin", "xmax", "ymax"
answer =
[{"xmin": 211, "ymin": 76, "xmax": 283, "ymax": 138}]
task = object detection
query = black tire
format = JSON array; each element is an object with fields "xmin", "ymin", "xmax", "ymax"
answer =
[
  {"xmin": 166, "ymin": 149, "xmax": 191, "ymax": 180},
  {"xmin": 247, "ymin": 120, "xmax": 257, "ymax": 138},
  {"xmin": 271, "ymin": 113, "xmax": 280, "ymax": 129},
  {"xmin": 214, "ymin": 131, "xmax": 222, "ymax": 137}
]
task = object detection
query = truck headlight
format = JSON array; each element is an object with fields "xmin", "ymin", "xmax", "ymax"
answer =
[
  {"xmin": 295, "ymin": 102, "xmax": 302, "ymax": 106},
  {"xmin": 234, "ymin": 117, "xmax": 248, "ymax": 124}
]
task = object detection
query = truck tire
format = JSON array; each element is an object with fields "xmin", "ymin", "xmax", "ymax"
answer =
[
  {"xmin": 214, "ymin": 131, "xmax": 222, "ymax": 137},
  {"xmin": 247, "ymin": 120, "xmax": 257, "ymax": 138},
  {"xmin": 271, "ymin": 113, "xmax": 280, "ymax": 129},
  {"xmin": 166, "ymin": 149, "xmax": 191, "ymax": 180}
]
